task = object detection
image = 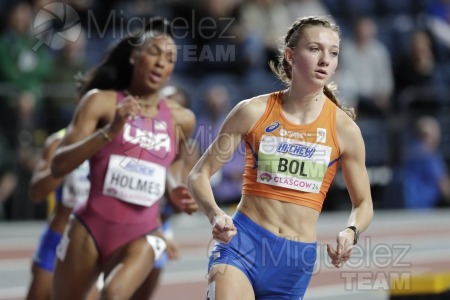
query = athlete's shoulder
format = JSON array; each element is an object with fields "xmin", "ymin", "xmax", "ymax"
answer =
[
  {"xmin": 335, "ymin": 107, "xmax": 360, "ymax": 135},
  {"xmin": 335, "ymin": 107, "xmax": 363, "ymax": 154},
  {"xmin": 164, "ymin": 98, "xmax": 196, "ymax": 135},
  {"xmin": 75, "ymin": 89, "xmax": 118, "ymax": 119},
  {"xmin": 233, "ymin": 93, "xmax": 271, "ymax": 118},
  {"xmin": 79, "ymin": 89, "xmax": 116, "ymax": 105},
  {"xmin": 165, "ymin": 98, "xmax": 191, "ymax": 114},
  {"xmin": 222, "ymin": 93, "xmax": 273, "ymax": 135},
  {"xmin": 43, "ymin": 129, "xmax": 65, "ymax": 150},
  {"xmin": 165, "ymin": 99, "xmax": 195, "ymax": 122}
]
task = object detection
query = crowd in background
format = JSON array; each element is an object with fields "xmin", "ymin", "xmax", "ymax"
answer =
[{"xmin": 0, "ymin": 0, "xmax": 449, "ymax": 220}]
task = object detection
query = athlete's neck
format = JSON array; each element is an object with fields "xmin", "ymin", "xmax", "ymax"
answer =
[
  {"xmin": 125, "ymin": 87, "xmax": 160, "ymax": 107},
  {"xmin": 283, "ymin": 88, "xmax": 324, "ymax": 114}
]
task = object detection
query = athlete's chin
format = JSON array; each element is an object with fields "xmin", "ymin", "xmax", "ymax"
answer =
[
  {"xmin": 144, "ymin": 81, "xmax": 165, "ymax": 93},
  {"xmin": 307, "ymin": 78, "xmax": 328, "ymax": 90},
  {"xmin": 313, "ymin": 73, "xmax": 329, "ymax": 81}
]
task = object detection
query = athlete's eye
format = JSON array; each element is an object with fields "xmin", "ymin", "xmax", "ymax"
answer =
[{"xmin": 147, "ymin": 45, "xmax": 160, "ymax": 56}]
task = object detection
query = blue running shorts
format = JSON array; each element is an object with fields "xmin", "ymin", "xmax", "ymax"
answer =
[{"xmin": 208, "ymin": 211, "xmax": 317, "ymax": 300}]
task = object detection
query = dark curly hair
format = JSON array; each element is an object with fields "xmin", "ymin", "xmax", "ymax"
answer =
[{"xmin": 77, "ymin": 17, "xmax": 173, "ymax": 97}]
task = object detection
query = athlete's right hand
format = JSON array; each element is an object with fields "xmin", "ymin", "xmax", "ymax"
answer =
[
  {"xmin": 108, "ymin": 95, "xmax": 141, "ymax": 136},
  {"xmin": 211, "ymin": 214, "xmax": 237, "ymax": 244},
  {"xmin": 168, "ymin": 186, "xmax": 198, "ymax": 215}
]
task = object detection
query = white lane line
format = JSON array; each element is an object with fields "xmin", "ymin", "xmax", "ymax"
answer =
[
  {"xmin": 161, "ymin": 269, "xmax": 207, "ymax": 285},
  {"xmin": 0, "ymin": 286, "xmax": 26, "ymax": 299},
  {"xmin": 305, "ymin": 283, "xmax": 388, "ymax": 299},
  {"xmin": 0, "ymin": 258, "xmax": 29, "ymax": 272}
]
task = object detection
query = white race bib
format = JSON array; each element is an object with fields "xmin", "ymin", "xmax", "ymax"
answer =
[
  {"xmin": 102, "ymin": 155, "xmax": 165, "ymax": 207},
  {"xmin": 61, "ymin": 161, "xmax": 90, "ymax": 208},
  {"xmin": 257, "ymin": 135, "xmax": 331, "ymax": 193}
]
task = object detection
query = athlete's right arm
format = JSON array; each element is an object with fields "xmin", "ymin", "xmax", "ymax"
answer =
[
  {"xmin": 29, "ymin": 133, "xmax": 63, "ymax": 202},
  {"xmin": 51, "ymin": 90, "xmax": 141, "ymax": 177},
  {"xmin": 187, "ymin": 97, "xmax": 263, "ymax": 224}
]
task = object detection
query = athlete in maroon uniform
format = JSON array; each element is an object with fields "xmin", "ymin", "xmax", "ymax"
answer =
[{"xmin": 51, "ymin": 18, "xmax": 196, "ymax": 299}]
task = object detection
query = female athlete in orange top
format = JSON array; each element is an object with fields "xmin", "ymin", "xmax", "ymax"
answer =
[{"xmin": 188, "ymin": 16, "xmax": 373, "ymax": 299}]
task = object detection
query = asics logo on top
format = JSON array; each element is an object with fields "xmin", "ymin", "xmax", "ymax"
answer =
[{"xmin": 265, "ymin": 121, "xmax": 280, "ymax": 133}]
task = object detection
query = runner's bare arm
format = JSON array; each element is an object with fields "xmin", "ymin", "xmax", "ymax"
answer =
[
  {"xmin": 29, "ymin": 133, "xmax": 64, "ymax": 202},
  {"xmin": 51, "ymin": 90, "xmax": 113, "ymax": 177},
  {"xmin": 51, "ymin": 90, "xmax": 140, "ymax": 177},
  {"xmin": 327, "ymin": 112, "xmax": 374, "ymax": 267},
  {"xmin": 188, "ymin": 98, "xmax": 262, "ymax": 223},
  {"xmin": 338, "ymin": 115, "xmax": 373, "ymax": 234},
  {"xmin": 166, "ymin": 107, "xmax": 197, "ymax": 214},
  {"xmin": 167, "ymin": 106, "xmax": 196, "ymax": 188}
]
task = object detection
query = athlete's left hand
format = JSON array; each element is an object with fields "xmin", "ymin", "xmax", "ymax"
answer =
[
  {"xmin": 168, "ymin": 186, "xmax": 198, "ymax": 215},
  {"xmin": 326, "ymin": 229, "xmax": 354, "ymax": 268}
]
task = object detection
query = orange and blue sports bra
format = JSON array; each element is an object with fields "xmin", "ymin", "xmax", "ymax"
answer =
[{"xmin": 242, "ymin": 91, "xmax": 341, "ymax": 212}]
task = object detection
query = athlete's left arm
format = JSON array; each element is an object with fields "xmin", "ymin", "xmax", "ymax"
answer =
[
  {"xmin": 340, "ymin": 115, "xmax": 373, "ymax": 234},
  {"xmin": 327, "ymin": 111, "xmax": 374, "ymax": 268},
  {"xmin": 166, "ymin": 106, "xmax": 197, "ymax": 214}
]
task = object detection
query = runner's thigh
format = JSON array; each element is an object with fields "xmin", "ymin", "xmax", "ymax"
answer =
[
  {"xmin": 52, "ymin": 217, "xmax": 100, "ymax": 300},
  {"xmin": 207, "ymin": 264, "xmax": 255, "ymax": 300},
  {"xmin": 101, "ymin": 236, "xmax": 156, "ymax": 299}
]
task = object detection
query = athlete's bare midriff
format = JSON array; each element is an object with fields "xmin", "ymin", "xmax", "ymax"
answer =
[{"xmin": 237, "ymin": 194, "xmax": 319, "ymax": 242}]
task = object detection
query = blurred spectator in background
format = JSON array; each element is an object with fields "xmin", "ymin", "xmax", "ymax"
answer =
[
  {"xmin": 196, "ymin": 85, "xmax": 230, "ymax": 154},
  {"xmin": 112, "ymin": 0, "xmax": 154, "ymax": 20},
  {"xmin": 427, "ymin": 0, "xmax": 450, "ymax": 24},
  {"xmin": 172, "ymin": 0, "xmax": 247, "ymax": 76},
  {"xmin": 240, "ymin": 0, "xmax": 291, "ymax": 71},
  {"xmin": 196, "ymin": 85, "xmax": 244, "ymax": 205},
  {"xmin": 0, "ymin": 132, "xmax": 18, "ymax": 220},
  {"xmin": 43, "ymin": 29, "xmax": 88, "ymax": 133},
  {"xmin": 340, "ymin": 16, "xmax": 394, "ymax": 117},
  {"xmin": 333, "ymin": 64, "xmax": 359, "ymax": 108},
  {"xmin": 284, "ymin": 0, "xmax": 331, "ymax": 23},
  {"xmin": 0, "ymin": 1, "xmax": 52, "ymax": 136},
  {"xmin": 402, "ymin": 116, "xmax": 450, "ymax": 209},
  {"xmin": 237, "ymin": 0, "xmax": 290, "ymax": 97},
  {"xmin": 0, "ymin": 1, "xmax": 50, "ymax": 220},
  {"xmin": 394, "ymin": 30, "xmax": 447, "ymax": 112},
  {"xmin": 425, "ymin": 0, "xmax": 450, "ymax": 61}
]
